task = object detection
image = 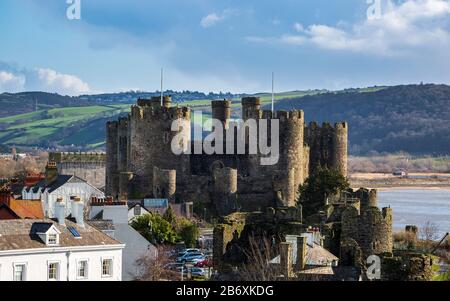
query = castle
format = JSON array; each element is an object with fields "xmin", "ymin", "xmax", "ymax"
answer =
[{"xmin": 105, "ymin": 96, "xmax": 348, "ymax": 216}]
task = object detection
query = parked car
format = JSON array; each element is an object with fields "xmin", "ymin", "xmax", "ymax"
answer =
[
  {"xmin": 194, "ymin": 258, "xmax": 212, "ymax": 268},
  {"xmin": 164, "ymin": 262, "xmax": 184, "ymax": 272},
  {"xmin": 177, "ymin": 252, "xmax": 205, "ymax": 263},
  {"xmin": 183, "ymin": 267, "xmax": 206, "ymax": 279},
  {"xmin": 177, "ymin": 248, "xmax": 201, "ymax": 257}
]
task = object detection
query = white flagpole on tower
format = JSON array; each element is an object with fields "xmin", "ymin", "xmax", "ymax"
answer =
[
  {"xmin": 160, "ymin": 68, "xmax": 164, "ymax": 106},
  {"xmin": 271, "ymin": 72, "xmax": 275, "ymax": 114}
]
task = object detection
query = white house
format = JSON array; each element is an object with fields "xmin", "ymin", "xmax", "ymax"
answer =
[
  {"xmin": 0, "ymin": 200, "xmax": 124, "ymax": 281},
  {"xmin": 22, "ymin": 174, "xmax": 104, "ymax": 219},
  {"xmin": 127, "ymin": 202, "xmax": 151, "ymax": 222},
  {"xmin": 89, "ymin": 198, "xmax": 156, "ymax": 281},
  {"xmin": 127, "ymin": 199, "xmax": 193, "ymax": 222}
]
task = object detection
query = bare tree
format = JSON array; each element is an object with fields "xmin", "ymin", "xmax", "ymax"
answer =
[
  {"xmin": 133, "ymin": 245, "xmax": 180, "ymax": 281},
  {"xmin": 237, "ymin": 235, "xmax": 281, "ymax": 281},
  {"xmin": 420, "ymin": 221, "xmax": 440, "ymax": 252}
]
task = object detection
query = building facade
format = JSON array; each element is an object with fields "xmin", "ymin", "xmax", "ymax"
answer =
[
  {"xmin": 89, "ymin": 197, "xmax": 156, "ymax": 281},
  {"xmin": 0, "ymin": 219, "xmax": 124, "ymax": 281}
]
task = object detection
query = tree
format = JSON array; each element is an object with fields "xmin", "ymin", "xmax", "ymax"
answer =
[
  {"xmin": 420, "ymin": 221, "xmax": 440, "ymax": 252},
  {"xmin": 131, "ymin": 213, "xmax": 178, "ymax": 245},
  {"xmin": 132, "ymin": 211, "xmax": 200, "ymax": 247},
  {"xmin": 297, "ymin": 167, "xmax": 350, "ymax": 218},
  {"xmin": 134, "ymin": 245, "xmax": 180, "ymax": 281},
  {"xmin": 163, "ymin": 206, "xmax": 176, "ymax": 225},
  {"xmin": 179, "ymin": 221, "xmax": 199, "ymax": 248}
]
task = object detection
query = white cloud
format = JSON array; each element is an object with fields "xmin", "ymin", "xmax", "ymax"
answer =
[
  {"xmin": 0, "ymin": 63, "xmax": 91, "ymax": 96},
  {"xmin": 293, "ymin": 22, "xmax": 304, "ymax": 32},
  {"xmin": 201, "ymin": 13, "xmax": 223, "ymax": 28},
  {"xmin": 0, "ymin": 71, "xmax": 26, "ymax": 93},
  {"xmin": 35, "ymin": 68, "xmax": 90, "ymax": 95},
  {"xmin": 247, "ymin": 0, "xmax": 450, "ymax": 56},
  {"xmin": 200, "ymin": 9, "xmax": 236, "ymax": 28}
]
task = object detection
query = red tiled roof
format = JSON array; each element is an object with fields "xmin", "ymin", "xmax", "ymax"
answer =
[{"xmin": 8, "ymin": 199, "xmax": 44, "ymax": 219}]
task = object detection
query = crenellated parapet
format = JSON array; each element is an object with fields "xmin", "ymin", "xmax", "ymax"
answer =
[
  {"xmin": 242, "ymin": 96, "xmax": 262, "ymax": 120},
  {"xmin": 305, "ymin": 121, "xmax": 348, "ymax": 177},
  {"xmin": 341, "ymin": 204, "xmax": 393, "ymax": 260}
]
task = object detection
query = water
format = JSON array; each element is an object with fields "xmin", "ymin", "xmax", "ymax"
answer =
[{"xmin": 378, "ymin": 189, "xmax": 450, "ymax": 237}]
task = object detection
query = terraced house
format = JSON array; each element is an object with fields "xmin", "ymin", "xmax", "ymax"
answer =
[{"xmin": 0, "ymin": 214, "xmax": 124, "ymax": 281}]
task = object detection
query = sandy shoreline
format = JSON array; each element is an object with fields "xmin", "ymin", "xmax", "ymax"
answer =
[
  {"xmin": 349, "ymin": 172, "xmax": 450, "ymax": 190},
  {"xmin": 357, "ymin": 186, "xmax": 450, "ymax": 191}
]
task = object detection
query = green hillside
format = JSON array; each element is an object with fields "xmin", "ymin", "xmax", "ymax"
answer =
[
  {"xmin": 1, "ymin": 85, "xmax": 448, "ymax": 155},
  {"xmin": 273, "ymin": 84, "xmax": 450, "ymax": 155},
  {"xmin": 0, "ymin": 105, "xmax": 129, "ymax": 148},
  {"xmin": 0, "ymin": 91, "xmax": 315, "ymax": 149}
]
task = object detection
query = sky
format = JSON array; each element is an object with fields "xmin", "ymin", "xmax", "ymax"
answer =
[{"xmin": 0, "ymin": 0, "xmax": 450, "ymax": 95}]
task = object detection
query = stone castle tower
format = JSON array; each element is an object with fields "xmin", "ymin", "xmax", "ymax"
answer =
[{"xmin": 106, "ymin": 95, "xmax": 348, "ymax": 215}]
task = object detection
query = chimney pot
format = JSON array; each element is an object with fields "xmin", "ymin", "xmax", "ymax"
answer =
[
  {"xmin": 54, "ymin": 198, "xmax": 66, "ymax": 226},
  {"xmin": 71, "ymin": 197, "xmax": 85, "ymax": 228}
]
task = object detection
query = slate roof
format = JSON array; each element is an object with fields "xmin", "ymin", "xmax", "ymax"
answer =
[
  {"xmin": 87, "ymin": 220, "xmax": 115, "ymax": 231},
  {"xmin": 30, "ymin": 222, "xmax": 53, "ymax": 233},
  {"xmin": 25, "ymin": 175, "xmax": 88, "ymax": 194},
  {"xmin": 271, "ymin": 234, "xmax": 339, "ymax": 267},
  {"xmin": 0, "ymin": 219, "xmax": 123, "ymax": 251},
  {"xmin": 91, "ymin": 210, "xmax": 104, "ymax": 220},
  {"xmin": 298, "ymin": 266, "xmax": 362, "ymax": 281}
]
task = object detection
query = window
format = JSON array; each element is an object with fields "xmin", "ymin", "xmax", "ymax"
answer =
[
  {"xmin": 77, "ymin": 260, "xmax": 88, "ymax": 279},
  {"xmin": 48, "ymin": 233, "xmax": 58, "ymax": 245},
  {"xmin": 48, "ymin": 262, "xmax": 59, "ymax": 281},
  {"xmin": 102, "ymin": 259, "xmax": 113, "ymax": 277},
  {"xmin": 14, "ymin": 264, "xmax": 26, "ymax": 281},
  {"xmin": 134, "ymin": 205, "xmax": 141, "ymax": 216}
]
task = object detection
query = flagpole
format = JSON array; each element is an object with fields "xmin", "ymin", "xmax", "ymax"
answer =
[
  {"xmin": 160, "ymin": 68, "xmax": 164, "ymax": 106},
  {"xmin": 271, "ymin": 72, "xmax": 275, "ymax": 114}
]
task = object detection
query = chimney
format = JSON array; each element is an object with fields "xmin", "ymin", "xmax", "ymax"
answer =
[
  {"xmin": 296, "ymin": 236, "xmax": 307, "ymax": 271},
  {"xmin": 0, "ymin": 185, "xmax": 13, "ymax": 207},
  {"xmin": 54, "ymin": 197, "xmax": 66, "ymax": 226},
  {"xmin": 71, "ymin": 197, "xmax": 85, "ymax": 228},
  {"xmin": 45, "ymin": 161, "xmax": 58, "ymax": 186},
  {"xmin": 279, "ymin": 242, "xmax": 293, "ymax": 278}
]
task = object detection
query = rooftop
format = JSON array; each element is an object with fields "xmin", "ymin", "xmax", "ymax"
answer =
[
  {"xmin": 0, "ymin": 218, "xmax": 122, "ymax": 251},
  {"xmin": 25, "ymin": 175, "xmax": 91, "ymax": 194},
  {"xmin": 7, "ymin": 199, "xmax": 44, "ymax": 219}
]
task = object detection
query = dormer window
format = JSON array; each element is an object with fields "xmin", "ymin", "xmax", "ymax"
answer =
[{"xmin": 35, "ymin": 224, "xmax": 61, "ymax": 246}]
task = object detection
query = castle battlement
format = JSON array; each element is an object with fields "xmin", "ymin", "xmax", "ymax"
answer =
[
  {"xmin": 131, "ymin": 104, "xmax": 191, "ymax": 120},
  {"xmin": 211, "ymin": 100, "xmax": 232, "ymax": 108},
  {"xmin": 107, "ymin": 120, "xmax": 119, "ymax": 128},
  {"xmin": 118, "ymin": 117, "xmax": 129, "ymax": 127},
  {"xmin": 307, "ymin": 121, "xmax": 348, "ymax": 131},
  {"xmin": 242, "ymin": 96, "xmax": 261, "ymax": 106},
  {"xmin": 137, "ymin": 96, "xmax": 172, "ymax": 108},
  {"xmin": 49, "ymin": 152, "xmax": 106, "ymax": 163},
  {"xmin": 277, "ymin": 110, "xmax": 305, "ymax": 121}
]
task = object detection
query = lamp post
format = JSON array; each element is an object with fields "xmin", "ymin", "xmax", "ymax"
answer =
[{"xmin": 148, "ymin": 219, "xmax": 155, "ymax": 244}]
